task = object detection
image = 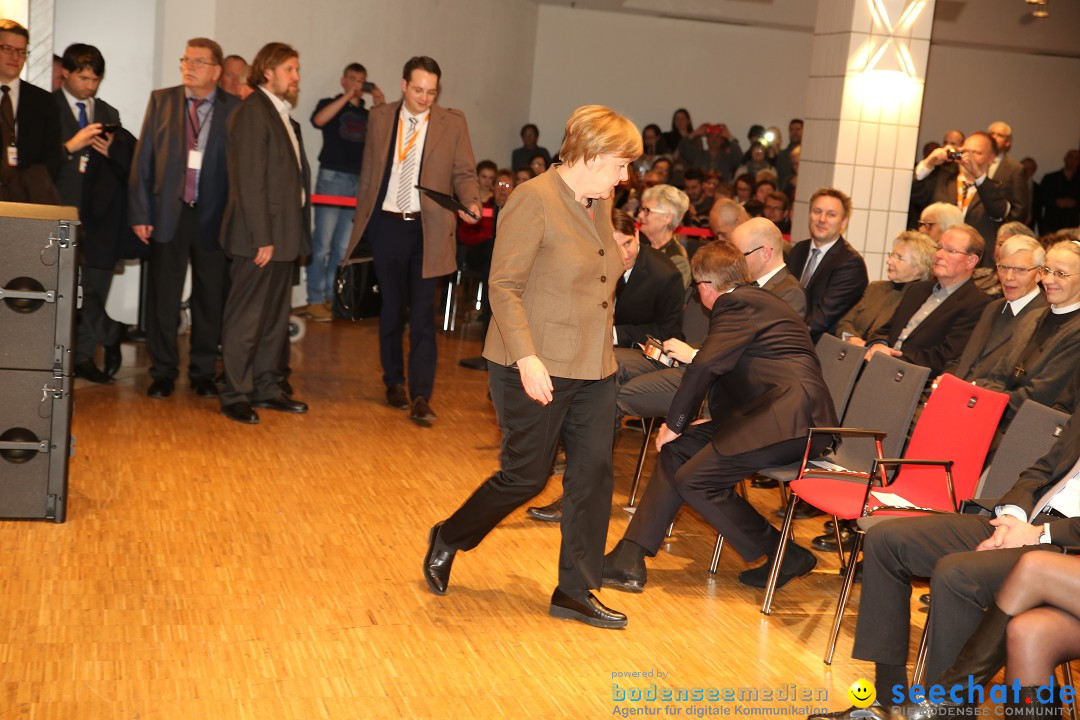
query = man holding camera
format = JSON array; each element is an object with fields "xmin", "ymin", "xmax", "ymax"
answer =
[
  {"xmin": 911, "ymin": 131, "xmax": 1010, "ymax": 268},
  {"xmin": 677, "ymin": 122, "xmax": 742, "ymax": 182}
]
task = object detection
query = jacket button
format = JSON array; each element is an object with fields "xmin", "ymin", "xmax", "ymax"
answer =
[
  {"xmin": 601, "ymin": 301, "xmax": 609, "ymax": 309},
  {"xmin": 600, "ymin": 275, "xmax": 607, "ymax": 283},
  {"xmin": 598, "ymin": 249, "xmax": 605, "ymax": 256}
]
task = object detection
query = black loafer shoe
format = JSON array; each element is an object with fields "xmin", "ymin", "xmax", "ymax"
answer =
[
  {"xmin": 549, "ymin": 588, "xmax": 627, "ymax": 629},
  {"xmin": 601, "ymin": 561, "xmax": 646, "ymax": 594},
  {"xmin": 526, "ymin": 497, "xmax": 563, "ymax": 522},
  {"xmin": 410, "ymin": 396, "xmax": 436, "ymax": 422},
  {"xmin": 808, "ymin": 705, "xmax": 892, "ymax": 720},
  {"xmin": 252, "ymin": 397, "xmax": 309, "ymax": 414},
  {"xmin": 751, "ymin": 476, "xmax": 779, "ymax": 489},
  {"xmin": 103, "ymin": 326, "xmax": 125, "ymax": 378},
  {"xmin": 75, "ymin": 360, "xmax": 113, "ymax": 384},
  {"xmin": 423, "ymin": 521, "xmax": 455, "ymax": 595},
  {"xmin": 222, "ymin": 402, "xmax": 259, "ymax": 424},
  {"xmin": 775, "ymin": 503, "xmax": 825, "ymax": 519},
  {"xmin": 147, "ymin": 378, "xmax": 174, "ymax": 398},
  {"xmin": 920, "ymin": 592, "xmax": 931, "ymax": 607},
  {"xmin": 386, "ymin": 384, "xmax": 409, "ymax": 409},
  {"xmin": 458, "ymin": 356, "xmax": 488, "ymax": 371},
  {"xmin": 739, "ymin": 543, "xmax": 818, "ymax": 589},
  {"xmin": 191, "ymin": 377, "xmax": 219, "ymax": 397},
  {"xmin": 812, "ymin": 525, "xmax": 856, "ymax": 552},
  {"xmin": 279, "ymin": 379, "xmax": 293, "ymax": 397}
]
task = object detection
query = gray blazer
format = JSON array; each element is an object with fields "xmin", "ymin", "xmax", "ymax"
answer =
[{"xmin": 760, "ymin": 265, "xmax": 806, "ymax": 317}]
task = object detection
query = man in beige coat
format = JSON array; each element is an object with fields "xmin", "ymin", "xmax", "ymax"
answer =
[{"xmin": 342, "ymin": 56, "xmax": 480, "ymax": 422}]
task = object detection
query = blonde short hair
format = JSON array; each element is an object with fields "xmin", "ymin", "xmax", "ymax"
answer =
[
  {"xmin": 892, "ymin": 231, "xmax": 936, "ymax": 280},
  {"xmin": 641, "ymin": 184, "xmax": 690, "ymax": 231},
  {"xmin": 559, "ymin": 105, "xmax": 643, "ymax": 167}
]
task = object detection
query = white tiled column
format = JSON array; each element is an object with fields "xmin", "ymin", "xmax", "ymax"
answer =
[{"xmin": 795, "ymin": 0, "xmax": 934, "ymax": 280}]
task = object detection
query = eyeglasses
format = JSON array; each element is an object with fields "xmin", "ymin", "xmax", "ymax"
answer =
[
  {"xmin": 179, "ymin": 57, "xmax": 218, "ymax": 68},
  {"xmin": 496, "ymin": 181, "xmax": 512, "ymax": 188},
  {"xmin": 935, "ymin": 244, "xmax": 973, "ymax": 256},
  {"xmin": 742, "ymin": 246, "xmax": 764, "ymax": 257},
  {"xmin": 638, "ymin": 206, "xmax": 669, "ymax": 217},
  {"xmin": 1040, "ymin": 267, "xmax": 1080, "ymax": 279},
  {"xmin": 887, "ymin": 251, "xmax": 908, "ymax": 261},
  {"xmin": 996, "ymin": 264, "xmax": 1038, "ymax": 276},
  {"xmin": 0, "ymin": 44, "xmax": 29, "ymax": 59},
  {"xmin": 917, "ymin": 221, "xmax": 936, "ymax": 229}
]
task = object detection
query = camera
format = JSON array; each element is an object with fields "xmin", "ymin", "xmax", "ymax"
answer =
[
  {"xmin": 701, "ymin": 123, "xmax": 725, "ymax": 135},
  {"xmin": 361, "ymin": 81, "xmax": 375, "ymax": 93},
  {"xmin": 99, "ymin": 123, "xmax": 121, "ymax": 135},
  {"xmin": 946, "ymin": 149, "xmax": 964, "ymax": 161}
]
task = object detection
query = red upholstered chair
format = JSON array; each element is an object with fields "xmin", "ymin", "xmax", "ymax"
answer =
[{"xmin": 760, "ymin": 374, "xmax": 1009, "ymax": 663}]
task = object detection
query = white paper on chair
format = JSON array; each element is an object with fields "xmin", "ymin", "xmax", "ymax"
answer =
[{"xmin": 870, "ymin": 491, "xmax": 917, "ymax": 508}]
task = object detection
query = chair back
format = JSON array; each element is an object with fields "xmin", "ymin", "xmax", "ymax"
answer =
[
  {"xmin": 830, "ymin": 353, "xmax": 930, "ymax": 472},
  {"xmin": 974, "ymin": 400, "xmax": 1070, "ymax": 500},
  {"xmin": 814, "ymin": 334, "xmax": 864, "ymax": 419},
  {"xmin": 885, "ymin": 374, "xmax": 1008, "ymax": 510}
]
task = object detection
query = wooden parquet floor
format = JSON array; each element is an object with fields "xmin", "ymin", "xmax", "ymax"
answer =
[{"xmin": 0, "ymin": 314, "xmax": 931, "ymax": 720}]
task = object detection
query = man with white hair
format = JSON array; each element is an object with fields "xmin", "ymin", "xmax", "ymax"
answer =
[
  {"xmin": 916, "ymin": 202, "xmax": 963, "ymax": 242},
  {"xmin": 987, "ymin": 121, "xmax": 1028, "ymax": 224}
]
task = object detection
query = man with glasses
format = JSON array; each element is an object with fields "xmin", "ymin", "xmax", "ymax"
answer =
[
  {"xmin": 130, "ymin": 38, "xmax": 239, "ymax": 400},
  {"xmin": 0, "ymin": 19, "xmax": 61, "ymax": 203},
  {"xmin": 865, "ymin": 224, "xmax": 991, "ymax": 376}
]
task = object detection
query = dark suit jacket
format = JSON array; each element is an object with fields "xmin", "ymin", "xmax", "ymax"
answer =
[
  {"xmin": 951, "ymin": 294, "xmax": 1046, "ymax": 383},
  {"xmin": 998, "ymin": 308, "xmax": 1080, "ymax": 422},
  {"xmin": 992, "ymin": 156, "xmax": 1028, "ymax": 224},
  {"xmin": 344, "ymin": 101, "xmax": 479, "ymax": 278},
  {"xmin": 996, "ymin": 410, "xmax": 1080, "ymax": 547},
  {"xmin": 2, "ymin": 79, "xmax": 61, "ymax": 203},
  {"xmin": 614, "ymin": 245, "xmax": 684, "ymax": 348},
  {"xmin": 867, "ymin": 277, "xmax": 991, "ymax": 376},
  {"xmin": 759, "ymin": 265, "xmax": 806, "ymax": 316},
  {"xmin": 53, "ymin": 92, "xmax": 144, "ymax": 269},
  {"xmin": 129, "ymin": 86, "xmax": 239, "ymax": 248},
  {"xmin": 833, "ymin": 280, "xmax": 908, "ymax": 342},
  {"xmin": 910, "ymin": 165, "xmax": 1009, "ymax": 267},
  {"xmin": 220, "ymin": 89, "xmax": 311, "ymax": 261},
  {"xmin": 666, "ymin": 285, "xmax": 838, "ymax": 456},
  {"xmin": 786, "ymin": 237, "xmax": 868, "ymax": 341}
]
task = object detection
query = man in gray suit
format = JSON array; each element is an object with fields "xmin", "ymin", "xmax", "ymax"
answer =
[
  {"xmin": 987, "ymin": 121, "xmax": 1028, "ymax": 225},
  {"xmin": 130, "ymin": 38, "xmax": 239, "ymax": 400},
  {"xmin": 218, "ymin": 42, "xmax": 311, "ymax": 425}
]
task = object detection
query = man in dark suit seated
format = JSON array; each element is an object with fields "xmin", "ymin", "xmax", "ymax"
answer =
[
  {"xmin": 786, "ymin": 187, "xmax": 868, "ymax": 341},
  {"xmin": 601, "ymin": 241, "xmax": 838, "ymax": 594},
  {"xmin": 809, "ymin": 409, "xmax": 1080, "ymax": 720},
  {"xmin": 864, "ymin": 223, "xmax": 991, "ymax": 377}
]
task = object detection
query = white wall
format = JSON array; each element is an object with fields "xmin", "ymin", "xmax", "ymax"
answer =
[
  {"xmin": 527, "ymin": 5, "xmax": 814, "ymax": 162},
  {"xmin": 919, "ymin": 44, "xmax": 1080, "ymax": 182}
]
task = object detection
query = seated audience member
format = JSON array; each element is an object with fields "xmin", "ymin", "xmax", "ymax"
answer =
[
  {"xmin": 700, "ymin": 196, "xmax": 751, "ymax": 260},
  {"xmin": 635, "ymin": 123, "xmax": 670, "ymax": 177},
  {"xmin": 682, "ymin": 168, "xmax": 711, "ymax": 223},
  {"xmin": 602, "ymin": 242, "xmax": 837, "ymax": 594},
  {"xmin": 457, "ymin": 169, "xmax": 515, "ymax": 371},
  {"xmin": 916, "ymin": 201, "xmax": 964, "ymax": 241},
  {"xmin": 637, "ymin": 184, "xmax": 691, "ymax": 287},
  {"xmin": 510, "ymin": 123, "xmax": 549, "ymax": 171},
  {"xmin": 651, "ymin": 157, "xmax": 673, "ymax": 186},
  {"xmin": 975, "ymin": 221, "xmax": 1038, "ymax": 297},
  {"xmin": 864, "ymin": 223, "xmax": 992, "ymax": 376},
  {"xmin": 783, "ymin": 145, "xmax": 800, "ymax": 202},
  {"xmin": 662, "ymin": 108, "xmax": 696, "ymax": 162},
  {"xmin": 762, "ymin": 190, "xmax": 791, "ymax": 236},
  {"xmin": 679, "ymin": 122, "xmax": 742, "ymax": 182},
  {"xmin": 474, "ymin": 160, "xmax": 496, "ymax": 204},
  {"xmin": 734, "ymin": 173, "xmax": 754, "ymax": 205},
  {"xmin": 703, "ymin": 171, "xmax": 721, "ymax": 202},
  {"xmin": 730, "ymin": 218, "xmax": 804, "ymax": 315},
  {"xmin": 835, "ymin": 231, "xmax": 936, "ymax": 344},
  {"xmin": 787, "ymin": 188, "xmax": 870, "ymax": 341},
  {"xmin": 513, "ymin": 167, "xmax": 534, "ymax": 186},
  {"xmin": 911, "ymin": 131, "xmax": 1010, "ymax": 268},
  {"xmin": 808, "ymin": 409, "xmax": 1080, "ymax": 720},
  {"xmin": 610, "ymin": 209, "xmax": 685, "ymax": 350},
  {"xmin": 987, "ymin": 121, "xmax": 1028, "ymax": 224},
  {"xmin": 1037, "ymin": 149, "xmax": 1079, "ymax": 235},
  {"xmin": 753, "ymin": 178, "xmax": 777, "ymax": 205},
  {"xmin": 528, "ymin": 153, "xmax": 548, "ymax": 178},
  {"xmin": 735, "ymin": 142, "xmax": 773, "ymax": 180}
]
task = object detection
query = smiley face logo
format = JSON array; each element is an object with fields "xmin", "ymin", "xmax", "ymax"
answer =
[{"xmin": 848, "ymin": 678, "xmax": 876, "ymax": 708}]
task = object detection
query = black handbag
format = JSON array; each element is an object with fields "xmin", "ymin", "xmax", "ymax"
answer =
[{"xmin": 333, "ymin": 259, "xmax": 381, "ymax": 320}]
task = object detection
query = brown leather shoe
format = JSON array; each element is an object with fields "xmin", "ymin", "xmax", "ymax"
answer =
[
  {"xmin": 386, "ymin": 384, "xmax": 409, "ymax": 409},
  {"xmin": 410, "ymin": 396, "xmax": 436, "ymax": 422}
]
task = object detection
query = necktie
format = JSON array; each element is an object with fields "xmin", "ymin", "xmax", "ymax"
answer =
[
  {"xmin": 1, "ymin": 85, "xmax": 15, "ymax": 177},
  {"xmin": 1002, "ymin": 303, "xmax": 1015, "ymax": 318},
  {"xmin": 183, "ymin": 98, "xmax": 205, "ymax": 205},
  {"xmin": 800, "ymin": 248, "xmax": 821, "ymax": 287},
  {"xmin": 76, "ymin": 102, "xmax": 88, "ymax": 129},
  {"xmin": 397, "ymin": 117, "xmax": 418, "ymax": 212}
]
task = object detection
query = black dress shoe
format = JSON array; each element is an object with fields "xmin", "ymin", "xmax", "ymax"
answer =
[
  {"xmin": 423, "ymin": 521, "xmax": 455, "ymax": 595},
  {"xmin": 279, "ymin": 379, "xmax": 293, "ymax": 397},
  {"xmin": 191, "ymin": 377, "xmax": 219, "ymax": 397},
  {"xmin": 458, "ymin": 356, "xmax": 488, "ymax": 371},
  {"xmin": 222, "ymin": 402, "xmax": 259, "ymax": 424},
  {"xmin": 75, "ymin": 360, "xmax": 113, "ymax": 384},
  {"xmin": 147, "ymin": 378, "xmax": 174, "ymax": 398},
  {"xmin": 526, "ymin": 497, "xmax": 563, "ymax": 522},
  {"xmin": 738, "ymin": 543, "xmax": 818, "ymax": 589},
  {"xmin": 920, "ymin": 592, "xmax": 931, "ymax": 606},
  {"xmin": 103, "ymin": 326, "xmax": 126, "ymax": 378},
  {"xmin": 549, "ymin": 588, "xmax": 627, "ymax": 629},
  {"xmin": 252, "ymin": 397, "xmax": 309, "ymax": 414},
  {"xmin": 386, "ymin": 384, "xmax": 409, "ymax": 409},
  {"xmin": 775, "ymin": 503, "xmax": 825, "ymax": 519},
  {"xmin": 751, "ymin": 476, "xmax": 779, "ymax": 489},
  {"xmin": 808, "ymin": 704, "xmax": 892, "ymax": 720},
  {"xmin": 410, "ymin": 396, "xmax": 436, "ymax": 421},
  {"xmin": 602, "ymin": 540, "xmax": 647, "ymax": 593},
  {"xmin": 812, "ymin": 525, "xmax": 857, "ymax": 552}
]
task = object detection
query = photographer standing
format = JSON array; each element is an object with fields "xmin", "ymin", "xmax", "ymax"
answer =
[{"xmin": 911, "ymin": 131, "xmax": 1010, "ymax": 268}]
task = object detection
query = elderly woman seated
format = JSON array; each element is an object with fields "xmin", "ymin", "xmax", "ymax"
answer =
[
  {"xmin": 637, "ymin": 184, "xmax": 691, "ymax": 287},
  {"xmin": 833, "ymin": 230, "xmax": 936, "ymax": 345}
]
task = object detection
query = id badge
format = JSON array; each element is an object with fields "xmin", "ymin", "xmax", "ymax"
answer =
[
  {"xmin": 187, "ymin": 149, "xmax": 203, "ymax": 171},
  {"xmin": 78, "ymin": 154, "xmax": 89, "ymax": 174},
  {"xmin": 6, "ymin": 144, "xmax": 17, "ymax": 167}
]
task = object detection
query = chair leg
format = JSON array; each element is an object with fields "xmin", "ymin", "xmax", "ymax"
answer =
[
  {"xmin": 709, "ymin": 534, "xmax": 725, "ymax": 574},
  {"xmin": 912, "ymin": 621, "xmax": 930, "ymax": 685},
  {"xmin": 761, "ymin": 494, "xmax": 799, "ymax": 615},
  {"xmin": 834, "ymin": 517, "xmax": 848, "ymax": 571},
  {"xmin": 666, "ymin": 520, "xmax": 675, "ymax": 538},
  {"xmin": 776, "ymin": 482, "xmax": 789, "ymax": 512},
  {"xmin": 825, "ymin": 532, "xmax": 864, "ymax": 665},
  {"xmin": 628, "ymin": 417, "xmax": 657, "ymax": 507}
]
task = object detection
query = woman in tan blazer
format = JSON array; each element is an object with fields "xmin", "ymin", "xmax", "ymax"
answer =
[{"xmin": 422, "ymin": 106, "xmax": 642, "ymax": 628}]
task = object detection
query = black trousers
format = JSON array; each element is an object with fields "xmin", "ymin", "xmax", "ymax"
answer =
[
  {"xmin": 625, "ymin": 422, "xmax": 830, "ymax": 561},
  {"xmin": 220, "ymin": 257, "xmax": 292, "ymax": 406},
  {"xmin": 369, "ymin": 213, "xmax": 438, "ymax": 400},
  {"xmin": 146, "ymin": 205, "xmax": 227, "ymax": 382},
  {"xmin": 439, "ymin": 363, "xmax": 617, "ymax": 593},
  {"xmin": 852, "ymin": 513, "xmax": 1055, "ymax": 683},
  {"xmin": 75, "ymin": 265, "xmax": 123, "ymax": 364}
]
